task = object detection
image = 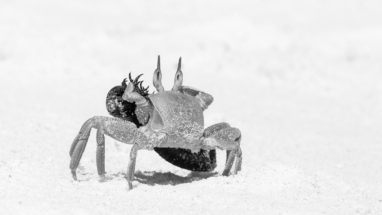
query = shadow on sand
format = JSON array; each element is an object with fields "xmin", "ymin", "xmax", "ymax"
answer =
[
  {"xmin": 133, "ymin": 171, "xmax": 219, "ymax": 186},
  {"xmin": 75, "ymin": 168, "xmax": 218, "ymax": 186}
]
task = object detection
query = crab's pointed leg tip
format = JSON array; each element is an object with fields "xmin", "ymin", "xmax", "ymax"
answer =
[
  {"xmin": 99, "ymin": 174, "xmax": 107, "ymax": 182},
  {"xmin": 71, "ymin": 170, "xmax": 77, "ymax": 181},
  {"xmin": 128, "ymin": 182, "xmax": 133, "ymax": 190}
]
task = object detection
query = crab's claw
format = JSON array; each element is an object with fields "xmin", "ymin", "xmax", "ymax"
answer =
[{"xmin": 122, "ymin": 81, "xmax": 149, "ymax": 108}]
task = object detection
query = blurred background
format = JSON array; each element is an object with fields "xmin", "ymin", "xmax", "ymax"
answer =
[{"xmin": 1, "ymin": 0, "xmax": 381, "ymax": 214}]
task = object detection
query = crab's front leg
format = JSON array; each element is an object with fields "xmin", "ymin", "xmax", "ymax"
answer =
[
  {"xmin": 69, "ymin": 116, "xmax": 163, "ymax": 189},
  {"xmin": 126, "ymin": 143, "xmax": 139, "ymax": 189},
  {"xmin": 69, "ymin": 116, "xmax": 138, "ymax": 179}
]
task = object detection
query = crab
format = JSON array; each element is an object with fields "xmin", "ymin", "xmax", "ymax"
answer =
[{"xmin": 69, "ymin": 56, "xmax": 242, "ymax": 189}]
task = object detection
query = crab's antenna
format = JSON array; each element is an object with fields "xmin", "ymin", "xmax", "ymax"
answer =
[
  {"xmin": 172, "ymin": 57, "xmax": 183, "ymax": 92},
  {"xmin": 153, "ymin": 55, "xmax": 164, "ymax": 92}
]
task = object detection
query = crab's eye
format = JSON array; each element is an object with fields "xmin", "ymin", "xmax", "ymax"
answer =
[
  {"xmin": 172, "ymin": 57, "xmax": 183, "ymax": 91},
  {"xmin": 153, "ymin": 56, "xmax": 164, "ymax": 92}
]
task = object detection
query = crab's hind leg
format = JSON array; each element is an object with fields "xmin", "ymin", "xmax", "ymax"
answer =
[
  {"xmin": 223, "ymin": 135, "xmax": 242, "ymax": 175},
  {"xmin": 202, "ymin": 124, "xmax": 242, "ymax": 176},
  {"xmin": 203, "ymin": 122, "xmax": 232, "ymax": 166}
]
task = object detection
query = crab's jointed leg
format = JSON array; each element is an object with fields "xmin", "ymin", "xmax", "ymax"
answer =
[
  {"xmin": 203, "ymin": 122, "xmax": 230, "ymax": 137},
  {"xmin": 179, "ymin": 86, "xmax": 214, "ymax": 111},
  {"xmin": 69, "ymin": 118, "xmax": 93, "ymax": 180},
  {"xmin": 69, "ymin": 116, "xmax": 140, "ymax": 183},
  {"xmin": 69, "ymin": 116, "xmax": 167, "ymax": 189},
  {"xmin": 96, "ymin": 129, "xmax": 106, "ymax": 178},
  {"xmin": 223, "ymin": 136, "xmax": 242, "ymax": 175},
  {"xmin": 126, "ymin": 144, "xmax": 140, "ymax": 189},
  {"xmin": 202, "ymin": 123, "xmax": 242, "ymax": 176}
]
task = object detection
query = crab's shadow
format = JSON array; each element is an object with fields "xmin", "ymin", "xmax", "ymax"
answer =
[{"xmin": 133, "ymin": 171, "xmax": 218, "ymax": 186}]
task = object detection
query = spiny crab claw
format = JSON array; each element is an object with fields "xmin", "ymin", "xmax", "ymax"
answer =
[{"xmin": 122, "ymin": 81, "xmax": 148, "ymax": 107}]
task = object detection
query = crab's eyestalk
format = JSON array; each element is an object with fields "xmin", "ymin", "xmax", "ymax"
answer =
[
  {"xmin": 153, "ymin": 55, "xmax": 164, "ymax": 92},
  {"xmin": 172, "ymin": 57, "xmax": 183, "ymax": 92}
]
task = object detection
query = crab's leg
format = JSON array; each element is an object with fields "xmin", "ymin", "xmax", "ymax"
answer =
[
  {"xmin": 223, "ymin": 135, "xmax": 242, "ymax": 175},
  {"xmin": 69, "ymin": 118, "xmax": 93, "ymax": 180},
  {"xmin": 204, "ymin": 122, "xmax": 234, "ymax": 171},
  {"xmin": 202, "ymin": 125, "xmax": 242, "ymax": 176},
  {"xmin": 126, "ymin": 144, "xmax": 140, "ymax": 189},
  {"xmin": 203, "ymin": 122, "xmax": 230, "ymax": 137},
  {"xmin": 70, "ymin": 116, "xmax": 167, "ymax": 189},
  {"xmin": 96, "ymin": 129, "xmax": 106, "ymax": 178},
  {"xmin": 234, "ymin": 145, "xmax": 242, "ymax": 173},
  {"xmin": 179, "ymin": 86, "xmax": 214, "ymax": 111},
  {"xmin": 69, "ymin": 116, "xmax": 139, "ymax": 181},
  {"xmin": 69, "ymin": 118, "xmax": 93, "ymax": 157}
]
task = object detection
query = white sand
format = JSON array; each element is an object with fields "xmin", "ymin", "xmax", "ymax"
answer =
[{"xmin": 1, "ymin": 0, "xmax": 381, "ymax": 214}]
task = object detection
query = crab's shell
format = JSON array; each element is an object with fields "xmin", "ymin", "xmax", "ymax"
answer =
[
  {"xmin": 106, "ymin": 84, "xmax": 216, "ymax": 172},
  {"xmin": 147, "ymin": 91, "xmax": 216, "ymax": 172},
  {"xmin": 147, "ymin": 91, "xmax": 204, "ymax": 149}
]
